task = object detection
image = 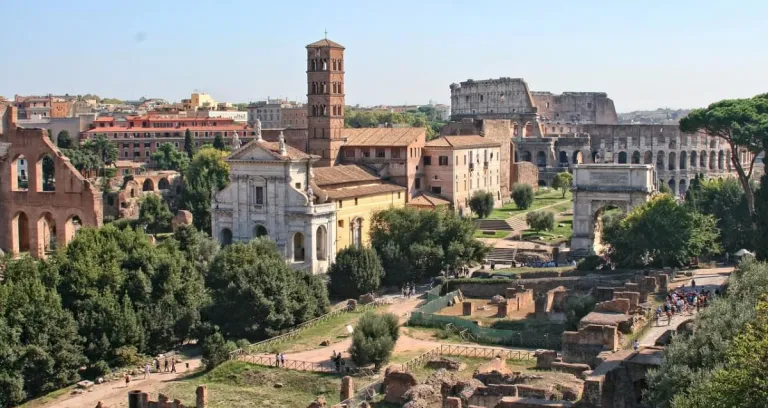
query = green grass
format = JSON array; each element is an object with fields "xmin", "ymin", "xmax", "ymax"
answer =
[
  {"xmin": 491, "ymin": 266, "xmax": 576, "ymax": 276},
  {"xmin": 160, "ymin": 361, "xmax": 360, "ymax": 408},
  {"xmin": 521, "ymin": 217, "xmax": 573, "ymax": 244},
  {"xmin": 255, "ymin": 307, "xmax": 381, "ymax": 354},
  {"xmin": 17, "ymin": 386, "xmax": 75, "ymax": 408},
  {"xmin": 473, "ymin": 230, "xmax": 510, "ymax": 239},
  {"xmin": 486, "ymin": 190, "xmax": 572, "ymax": 220}
]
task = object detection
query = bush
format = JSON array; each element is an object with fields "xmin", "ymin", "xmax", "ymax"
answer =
[
  {"xmin": 564, "ymin": 294, "xmax": 596, "ymax": 330},
  {"xmin": 202, "ymin": 331, "xmax": 236, "ymax": 370},
  {"xmin": 328, "ymin": 246, "xmax": 384, "ymax": 299},
  {"xmin": 526, "ymin": 211, "xmax": 555, "ymax": 232},
  {"xmin": 348, "ymin": 312, "xmax": 399, "ymax": 368},
  {"xmin": 577, "ymin": 255, "xmax": 605, "ymax": 271},
  {"xmin": 113, "ymin": 346, "xmax": 143, "ymax": 368},
  {"xmin": 658, "ymin": 182, "xmax": 673, "ymax": 195},
  {"xmin": 512, "ymin": 183, "xmax": 535, "ymax": 210},
  {"xmin": 469, "ymin": 191, "xmax": 495, "ymax": 218}
]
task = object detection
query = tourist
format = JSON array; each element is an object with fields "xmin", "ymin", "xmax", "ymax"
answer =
[
  {"xmin": 633, "ymin": 340, "xmax": 640, "ymax": 351},
  {"xmin": 691, "ymin": 279, "xmax": 696, "ymax": 288},
  {"xmin": 171, "ymin": 360, "xmax": 176, "ymax": 373},
  {"xmin": 275, "ymin": 352, "xmax": 280, "ymax": 367},
  {"xmin": 155, "ymin": 359, "xmax": 160, "ymax": 373},
  {"xmin": 667, "ymin": 310, "xmax": 673, "ymax": 326},
  {"xmin": 280, "ymin": 352, "xmax": 286, "ymax": 367},
  {"xmin": 164, "ymin": 359, "xmax": 169, "ymax": 372},
  {"xmin": 125, "ymin": 374, "xmax": 131, "ymax": 388},
  {"xmin": 144, "ymin": 363, "xmax": 151, "ymax": 379}
]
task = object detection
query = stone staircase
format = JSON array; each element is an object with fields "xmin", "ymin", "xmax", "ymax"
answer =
[
  {"xmin": 475, "ymin": 219, "xmax": 515, "ymax": 231},
  {"xmin": 485, "ymin": 247, "xmax": 551, "ymax": 264}
]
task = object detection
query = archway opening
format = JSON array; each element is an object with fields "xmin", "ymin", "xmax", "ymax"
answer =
[
  {"xmin": 594, "ymin": 206, "xmax": 625, "ymax": 255},
  {"xmin": 668, "ymin": 179, "xmax": 676, "ymax": 195},
  {"xmin": 668, "ymin": 152, "xmax": 676, "ymax": 171},
  {"xmin": 680, "ymin": 151, "xmax": 687, "ymax": 170},
  {"xmin": 142, "ymin": 178, "xmax": 155, "ymax": 192},
  {"xmin": 13, "ymin": 212, "xmax": 30, "ymax": 254},
  {"xmin": 718, "ymin": 150, "xmax": 725, "ymax": 170},
  {"xmin": 220, "ymin": 228, "xmax": 233, "ymax": 246},
  {"xmin": 158, "ymin": 178, "xmax": 170, "ymax": 190},
  {"xmin": 11, "ymin": 154, "xmax": 29, "ymax": 191},
  {"xmin": 690, "ymin": 151, "xmax": 697, "ymax": 168},
  {"xmin": 559, "ymin": 151, "xmax": 568, "ymax": 166},
  {"xmin": 573, "ymin": 151, "xmax": 583, "ymax": 165},
  {"xmin": 700, "ymin": 151, "xmax": 707, "ymax": 168},
  {"xmin": 64, "ymin": 215, "xmax": 82, "ymax": 246},
  {"xmin": 254, "ymin": 225, "xmax": 268, "ymax": 238},
  {"xmin": 536, "ymin": 151, "xmax": 546, "ymax": 167},
  {"xmin": 293, "ymin": 232, "xmax": 305, "ymax": 262},
  {"xmin": 39, "ymin": 154, "xmax": 55, "ymax": 192},
  {"xmin": 656, "ymin": 152, "xmax": 665, "ymax": 169},
  {"xmin": 37, "ymin": 212, "xmax": 57, "ymax": 254},
  {"xmin": 618, "ymin": 151, "xmax": 628, "ymax": 164},
  {"xmin": 538, "ymin": 180, "xmax": 547, "ymax": 187},
  {"xmin": 316, "ymin": 225, "xmax": 328, "ymax": 261},
  {"xmin": 643, "ymin": 151, "xmax": 653, "ymax": 165},
  {"xmin": 709, "ymin": 151, "xmax": 716, "ymax": 170},
  {"xmin": 679, "ymin": 179, "xmax": 687, "ymax": 196},
  {"xmin": 631, "ymin": 151, "xmax": 640, "ymax": 164},
  {"xmin": 592, "ymin": 151, "xmax": 600, "ymax": 163},
  {"xmin": 522, "ymin": 151, "xmax": 532, "ymax": 162}
]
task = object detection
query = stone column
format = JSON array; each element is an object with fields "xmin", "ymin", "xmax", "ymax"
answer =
[
  {"xmin": 462, "ymin": 301, "xmax": 473, "ymax": 316},
  {"xmin": 340, "ymin": 376, "xmax": 354, "ymax": 401},
  {"xmin": 196, "ymin": 385, "xmax": 207, "ymax": 408}
]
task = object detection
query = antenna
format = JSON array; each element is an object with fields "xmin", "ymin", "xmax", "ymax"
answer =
[{"xmin": 324, "ymin": 29, "xmax": 328, "ymax": 39}]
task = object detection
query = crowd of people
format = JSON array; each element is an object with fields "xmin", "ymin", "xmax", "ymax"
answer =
[
  {"xmin": 655, "ymin": 279, "xmax": 718, "ymax": 326},
  {"xmin": 401, "ymin": 283, "xmax": 417, "ymax": 298},
  {"xmin": 125, "ymin": 357, "xmax": 187, "ymax": 387}
]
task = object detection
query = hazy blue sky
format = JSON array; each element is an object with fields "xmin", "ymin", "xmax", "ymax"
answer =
[{"xmin": 2, "ymin": 0, "xmax": 767, "ymax": 112}]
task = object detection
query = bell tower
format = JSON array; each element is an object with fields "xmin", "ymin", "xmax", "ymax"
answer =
[{"xmin": 306, "ymin": 37, "xmax": 345, "ymax": 167}]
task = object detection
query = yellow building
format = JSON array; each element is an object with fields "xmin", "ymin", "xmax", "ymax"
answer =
[
  {"xmin": 190, "ymin": 93, "xmax": 217, "ymax": 110},
  {"xmin": 313, "ymin": 165, "xmax": 406, "ymax": 251}
]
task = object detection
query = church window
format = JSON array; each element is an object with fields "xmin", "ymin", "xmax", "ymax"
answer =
[{"xmin": 254, "ymin": 186, "xmax": 264, "ymax": 205}]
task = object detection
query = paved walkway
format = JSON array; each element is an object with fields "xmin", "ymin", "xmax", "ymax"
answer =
[{"xmin": 639, "ymin": 269, "xmax": 730, "ymax": 346}]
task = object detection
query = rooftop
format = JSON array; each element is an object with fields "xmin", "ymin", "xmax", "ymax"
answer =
[
  {"xmin": 229, "ymin": 139, "xmax": 313, "ymax": 162},
  {"xmin": 425, "ymin": 135, "xmax": 501, "ymax": 149},
  {"xmin": 306, "ymin": 38, "xmax": 345, "ymax": 49},
  {"xmin": 323, "ymin": 183, "xmax": 405, "ymax": 200},
  {"xmin": 409, "ymin": 191, "xmax": 452, "ymax": 207},
  {"xmin": 341, "ymin": 127, "xmax": 426, "ymax": 147},
  {"xmin": 313, "ymin": 164, "xmax": 380, "ymax": 187}
]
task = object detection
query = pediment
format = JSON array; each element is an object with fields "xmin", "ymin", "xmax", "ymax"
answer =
[{"xmin": 228, "ymin": 141, "xmax": 280, "ymax": 161}]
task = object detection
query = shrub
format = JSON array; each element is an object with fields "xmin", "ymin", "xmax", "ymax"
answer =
[
  {"xmin": 511, "ymin": 183, "xmax": 535, "ymax": 210},
  {"xmin": 113, "ymin": 345, "xmax": 143, "ymax": 368},
  {"xmin": 202, "ymin": 331, "xmax": 236, "ymax": 370},
  {"xmin": 526, "ymin": 211, "xmax": 555, "ymax": 232},
  {"xmin": 469, "ymin": 191, "xmax": 495, "ymax": 218},
  {"xmin": 658, "ymin": 182, "xmax": 673, "ymax": 194},
  {"xmin": 348, "ymin": 312, "xmax": 399, "ymax": 368},
  {"xmin": 577, "ymin": 255, "xmax": 605, "ymax": 271},
  {"xmin": 564, "ymin": 294, "xmax": 596, "ymax": 330},
  {"xmin": 328, "ymin": 246, "xmax": 384, "ymax": 299}
]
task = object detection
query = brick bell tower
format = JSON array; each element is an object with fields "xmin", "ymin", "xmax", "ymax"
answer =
[{"xmin": 306, "ymin": 36, "xmax": 345, "ymax": 167}]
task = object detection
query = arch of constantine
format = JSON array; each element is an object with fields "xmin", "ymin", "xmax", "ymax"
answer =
[{"xmin": 570, "ymin": 164, "xmax": 655, "ymax": 257}]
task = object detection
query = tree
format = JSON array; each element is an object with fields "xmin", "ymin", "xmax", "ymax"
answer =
[
  {"xmin": 348, "ymin": 312, "xmax": 399, "ymax": 369},
  {"xmin": 201, "ymin": 330, "xmax": 236, "ymax": 370},
  {"xmin": 370, "ymin": 207, "xmax": 489, "ymax": 285},
  {"xmin": 551, "ymin": 172, "xmax": 573, "ymax": 198},
  {"xmin": 605, "ymin": 195, "xmax": 720, "ymax": 267},
  {"xmin": 683, "ymin": 177, "xmax": 752, "ymax": 254},
  {"xmin": 213, "ymin": 133, "xmax": 226, "ymax": 150},
  {"xmin": 82, "ymin": 134, "xmax": 118, "ymax": 190},
  {"xmin": 645, "ymin": 258, "xmax": 768, "ymax": 407},
  {"xmin": 205, "ymin": 239, "xmax": 328, "ymax": 340},
  {"xmin": 658, "ymin": 182, "xmax": 673, "ymax": 195},
  {"xmin": 183, "ymin": 129, "xmax": 196, "ymax": 158},
  {"xmin": 328, "ymin": 246, "xmax": 384, "ymax": 299},
  {"xmin": 181, "ymin": 147, "xmax": 230, "ymax": 233},
  {"xmin": 469, "ymin": 191, "xmax": 495, "ymax": 218},
  {"xmin": 526, "ymin": 211, "xmax": 555, "ymax": 232},
  {"xmin": 151, "ymin": 142, "xmax": 189, "ymax": 172},
  {"xmin": 680, "ymin": 94, "xmax": 768, "ymax": 224},
  {"xmin": 511, "ymin": 183, "xmax": 534, "ymax": 210},
  {"xmin": 755, "ymin": 174, "xmax": 768, "ymax": 260},
  {"xmin": 139, "ymin": 194, "xmax": 173, "ymax": 234},
  {"xmin": 56, "ymin": 130, "xmax": 72, "ymax": 149}
]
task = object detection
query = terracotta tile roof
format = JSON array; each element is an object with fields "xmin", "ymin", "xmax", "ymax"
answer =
[
  {"xmin": 425, "ymin": 135, "xmax": 501, "ymax": 149},
  {"xmin": 84, "ymin": 125, "xmax": 249, "ymax": 133},
  {"xmin": 114, "ymin": 160, "xmax": 144, "ymax": 168},
  {"xmin": 258, "ymin": 141, "xmax": 312, "ymax": 161},
  {"xmin": 313, "ymin": 165, "xmax": 380, "ymax": 187},
  {"xmin": 408, "ymin": 191, "xmax": 452, "ymax": 207},
  {"xmin": 324, "ymin": 183, "xmax": 405, "ymax": 200},
  {"xmin": 93, "ymin": 117, "xmax": 115, "ymax": 122},
  {"xmin": 306, "ymin": 38, "xmax": 345, "ymax": 49},
  {"xmin": 341, "ymin": 127, "xmax": 426, "ymax": 147}
]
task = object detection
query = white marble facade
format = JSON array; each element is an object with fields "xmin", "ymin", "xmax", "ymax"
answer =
[{"xmin": 211, "ymin": 134, "xmax": 336, "ymax": 274}]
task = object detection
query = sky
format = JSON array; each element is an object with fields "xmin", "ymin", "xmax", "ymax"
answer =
[{"xmin": 2, "ymin": 0, "xmax": 767, "ymax": 112}]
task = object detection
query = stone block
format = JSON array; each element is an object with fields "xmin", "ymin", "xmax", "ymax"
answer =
[
  {"xmin": 497, "ymin": 301, "xmax": 509, "ymax": 317},
  {"xmin": 593, "ymin": 298, "xmax": 630, "ymax": 314},
  {"xmin": 463, "ymin": 301, "xmax": 473, "ymax": 316},
  {"xmin": 613, "ymin": 291, "xmax": 640, "ymax": 309},
  {"xmin": 196, "ymin": 385, "xmax": 207, "ymax": 408},
  {"xmin": 550, "ymin": 361, "xmax": 591, "ymax": 377},
  {"xmin": 535, "ymin": 350, "xmax": 558, "ymax": 369},
  {"xmin": 595, "ymin": 287, "xmax": 615, "ymax": 302},
  {"xmin": 658, "ymin": 274, "xmax": 669, "ymax": 291},
  {"xmin": 383, "ymin": 370, "xmax": 417, "ymax": 403},
  {"xmin": 446, "ymin": 397, "xmax": 462, "ymax": 408}
]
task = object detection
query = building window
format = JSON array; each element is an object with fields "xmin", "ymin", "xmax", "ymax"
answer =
[
  {"xmin": 439, "ymin": 156, "xmax": 448, "ymax": 166},
  {"xmin": 295, "ymin": 182, "xmax": 301, "ymax": 189},
  {"xmin": 423, "ymin": 156, "xmax": 432, "ymax": 166},
  {"xmin": 415, "ymin": 177, "xmax": 421, "ymax": 189},
  {"xmin": 363, "ymin": 150, "xmax": 370, "ymax": 158},
  {"xmin": 352, "ymin": 218, "xmax": 362, "ymax": 247},
  {"xmin": 392, "ymin": 149, "xmax": 401, "ymax": 159},
  {"xmin": 338, "ymin": 200, "xmax": 343, "ymax": 208},
  {"xmin": 431, "ymin": 186, "xmax": 442, "ymax": 194},
  {"xmin": 254, "ymin": 186, "xmax": 264, "ymax": 205},
  {"xmin": 345, "ymin": 149, "xmax": 355, "ymax": 158},
  {"xmin": 354, "ymin": 198, "xmax": 358, "ymax": 206},
  {"xmin": 375, "ymin": 148, "xmax": 385, "ymax": 158}
]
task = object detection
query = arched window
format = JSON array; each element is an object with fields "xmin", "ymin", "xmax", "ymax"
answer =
[
  {"xmin": 38, "ymin": 153, "xmax": 55, "ymax": 192},
  {"xmin": 536, "ymin": 151, "xmax": 546, "ymax": 167},
  {"xmin": 143, "ymin": 178, "xmax": 154, "ymax": 191},
  {"xmin": 631, "ymin": 151, "xmax": 641, "ymax": 164},
  {"xmin": 718, "ymin": 150, "xmax": 725, "ymax": 170},
  {"xmin": 13, "ymin": 211, "xmax": 30, "ymax": 254},
  {"xmin": 11, "ymin": 154, "xmax": 28, "ymax": 191},
  {"xmin": 690, "ymin": 151, "xmax": 697, "ymax": 168},
  {"xmin": 352, "ymin": 218, "xmax": 363, "ymax": 247},
  {"xmin": 158, "ymin": 178, "xmax": 170, "ymax": 190},
  {"xmin": 64, "ymin": 215, "xmax": 82, "ymax": 245},
  {"xmin": 522, "ymin": 151, "xmax": 532, "ymax": 162},
  {"xmin": 617, "ymin": 151, "xmax": 627, "ymax": 164},
  {"xmin": 293, "ymin": 232, "xmax": 305, "ymax": 261},
  {"xmin": 644, "ymin": 151, "xmax": 653, "ymax": 164},
  {"xmin": 254, "ymin": 225, "xmax": 268, "ymax": 238},
  {"xmin": 220, "ymin": 228, "xmax": 233, "ymax": 246},
  {"xmin": 656, "ymin": 151, "xmax": 665, "ymax": 168},
  {"xmin": 668, "ymin": 152, "xmax": 676, "ymax": 171},
  {"xmin": 559, "ymin": 151, "xmax": 568, "ymax": 166},
  {"xmin": 316, "ymin": 226, "xmax": 328, "ymax": 260},
  {"xmin": 573, "ymin": 151, "xmax": 583, "ymax": 165},
  {"xmin": 680, "ymin": 151, "xmax": 687, "ymax": 170},
  {"xmin": 700, "ymin": 151, "xmax": 707, "ymax": 168},
  {"xmin": 679, "ymin": 179, "xmax": 687, "ymax": 196},
  {"xmin": 37, "ymin": 212, "xmax": 56, "ymax": 253},
  {"xmin": 709, "ymin": 151, "xmax": 716, "ymax": 169},
  {"xmin": 668, "ymin": 179, "xmax": 676, "ymax": 195}
]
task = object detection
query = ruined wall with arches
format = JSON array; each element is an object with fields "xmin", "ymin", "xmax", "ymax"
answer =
[{"xmin": 0, "ymin": 105, "xmax": 102, "ymax": 258}]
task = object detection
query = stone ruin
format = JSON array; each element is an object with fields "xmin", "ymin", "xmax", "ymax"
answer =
[
  {"xmin": 495, "ymin": 285, "xmax": 535, "ymax": 318},
  {"xmin": 171, "ymin": 210, "xmax": 194, "ymax": 231},
  {"xmin": 534, "ymin": 286, "xmax": 567, "ymax": 318},
  {"xmin": 124, "ymin": 385, "xmax": 206, "ymax": 408},
  {"xmin": 561, "ymin": 325, "xmax": 619, "ymax": 368}
]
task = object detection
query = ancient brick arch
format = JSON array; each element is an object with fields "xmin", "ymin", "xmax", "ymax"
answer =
[
  {"xmin": 0, "ymin": 106, "xmax": 102, "ymax": 258},
  {"xmin": 571, "ymin": 165, "xmax": 654, "ymax": 257}
]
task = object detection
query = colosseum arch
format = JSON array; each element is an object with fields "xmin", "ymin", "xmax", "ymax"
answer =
[
  {"xmin": 718, "ymin": 150, "xmax": 725, "ymax": 170},
  {"xmin": 668, "ymin": 152, "xmax": 676, "ymax": 171},
  {"xmin": 643, "ymin": 151, "xmax": 653, "ymax": 165},
  {"xmin": 571, "ymin": 165, "xmax": 655, "ymax": 257},
  {"xmin": 656, "ymin": 151, "xmax": 665, "ymax": 168},
  {"xmin": 573, "ymin": 151, "xmax": 584, "ymax": 165},
  {"xmin": 631, "ymin": 151, "xmax": 641, "ymax": 164},
  {"xmin": 690, "ymin": 151, "xmax": 697, "ymax": 168},
  {"xmin": 559, "ymin": 151, "xmax": 569, "ymax": 166},
  {"xmin": 668, "ymin": 179, "xmax": 676, "ymax": 195},
  {"xmin": 700, "ymin": 151, "xmax": 707, "ymax": 168}
]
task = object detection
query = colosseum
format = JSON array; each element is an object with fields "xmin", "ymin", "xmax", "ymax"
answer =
[{"xmin": 449, "ymin": 77, "xmax": 746, "ymax": 195}]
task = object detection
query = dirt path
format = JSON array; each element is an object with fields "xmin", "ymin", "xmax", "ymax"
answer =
[
  {"xmin": 41, "ymin": 358, "xmax": 202, "ymax": 408},
  {"xmin": 639, "ymin": 269, "xmax": 730, "ymax": 346}
]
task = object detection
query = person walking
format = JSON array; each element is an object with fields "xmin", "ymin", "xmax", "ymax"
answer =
[
  {"xmin": 171, "ymin": 360, "xmax": 176, "ymax": 373},
  {"xmin": 144, "ymin": 363, "xmax": 151, "ymax": 379},
  {"xmin": 275, "ymin": 352, "xmax": 280, "ymax": 367},
  {"xmin": 633, "ymin": 340, "xmax": 640, "ymax": 351},
  {"xmin": 280, "ymin": 352, "xmax": 286, "ymax": 367},
  {"xmin": 155, "ymin": 359, "xmax": 160, "ymax": 373},
  {"xmin": 124, "ymin": 374, "xmax": 131, "ymax": 388}
]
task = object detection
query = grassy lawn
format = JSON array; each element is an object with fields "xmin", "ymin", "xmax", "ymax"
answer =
[
  {"xmin": 473, "ymin": 230, "xmax": 510, "ymax": 239},
  {"xmin": 252, "ymin": 307, "xmax": 381, "ymax": 354},
  {"xmin": 160, "ymin": 361, "xmax": 360, "ymax": 408},
  {"xmin": 521, "ymin": 216, "xmax": 573, "ymax": 244},
  {"xmin": 16, "ymin": 386, "xmax": 75, "ymax": 408},
  {"xmin": 486, "ymin": 190, "xmax": 572, "ymax": 220}
]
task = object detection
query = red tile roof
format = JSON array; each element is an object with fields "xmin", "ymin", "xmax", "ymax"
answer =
[
  {"xmin": 341, "ymin": 127, "xmax": 426, "ymax": 147},
  {"xmin": 83, "ymin": 125, "xmax": 249, "ymax": 133},
  {"xmin": 313, "ymin": 165, "xmax": 381, "ymax": 187},
  {"xmin": 323, "ymin": 183, "xmax": 405, "ymax": 200},
  {"xmin": 425, "ymin": 135, "xmax": 501, "ymax": 149},
  {"xmin": 409, "ymin": 192, "xmax": 451, "ymax": 207},
  {"xmin": 306, "ymin": 38, "xmax": 345, "ymax": 49}
]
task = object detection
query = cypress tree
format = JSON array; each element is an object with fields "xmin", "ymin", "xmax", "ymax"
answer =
[{"xmin": 183, "ymin": 128, "xmax": 195, "ymax": 158}]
